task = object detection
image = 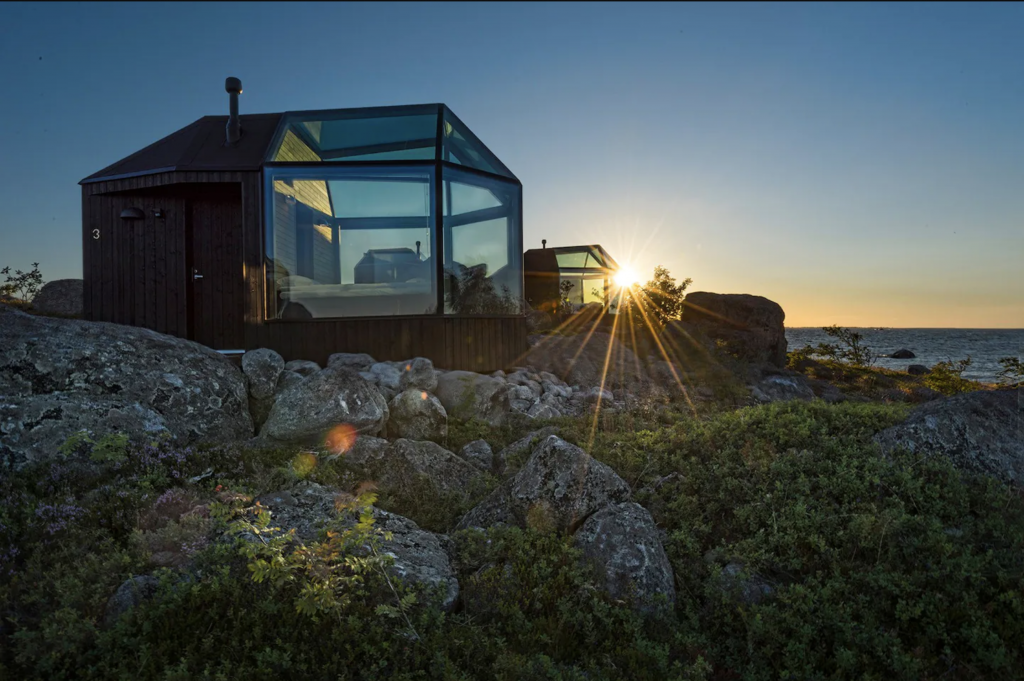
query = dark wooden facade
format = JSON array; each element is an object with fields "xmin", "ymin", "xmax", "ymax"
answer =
[{"xmin": 81, "ymin": 170, "xmax": 527, "ymax": 371}]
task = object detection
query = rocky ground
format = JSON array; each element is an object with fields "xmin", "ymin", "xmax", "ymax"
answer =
[{"xmin": 1, "ymin": 295, "xmax": 1021, "ymax": 680}]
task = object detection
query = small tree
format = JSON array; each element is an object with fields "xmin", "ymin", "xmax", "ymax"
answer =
[
  {"xmin": 637, "ymin": 265, "xmax": 691, "ymax": 328},
  {"xmin": 813, "ymin": 325, "xmax": 877, "ymax": 366},
  {"xmin": 0, "ymin": 262, "xmax": 43, "ymax": 303},
  {"xmin": 925, "ymin": 357, "xmax": 975, "ymax": 395},
  {"xmin": 996, "ymin": 357, "xmax": 1023, "ymax": 386}
]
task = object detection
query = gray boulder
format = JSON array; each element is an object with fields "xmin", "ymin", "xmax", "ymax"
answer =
[
  {"xmin": 573, "ymin": 502, "xmax": 676, "ymax": 612},
  {"xmin": 104, "ymin": 575, "xmax": 160, "ymax": 626},
  {"xmin": 458, "ymin": 435, "xmax": 631, "ymax": 533},
  {"xmin": 493, "ymin": 426, "xmax": 561, "ymax": 475},
  {"xmin": 366, "ymin": 362, "xmax": 403, "ymax": 400},
  {"xmin": 434, "ymin": 371, "xmax": 510, "ymax": 426},
  {"xmin": 669, "ymin": 292, "xmax": 788, "ymax": 368},
  {"xmin": 338, "ymin": 434, "xmax": 390, "ymax": 467},
  {"xmin": 891, "ymin": 349, "xmax": 916, "ymax": 359},
  {"xmin": 397, "ymin": 357, "xmax": 438, "ymax": 393},
  {"xmin": 749, "ymin": 374, "xmax": 815, "ymax": 403},
  {"xmin": 284, "ymin": 359, "xmax": 321, "ymax": 377},
  {"xmin": 874, "ymin": 388, "xmax": 1023, "ymax": 485},
  {"xmin": 242, "ymin": 348, "xmax": 285, "ymax": 400},
  {"xmin": 32, "ymin": 279, "xmax": 83, "ymax": 317},
  {"xmin": 327, "ymin": 353, "xmax": 376, "ymax": 372},
  {"xmin": 276, "ymin": 370, "xmax": 305, "ymax": 393},
  {"xmin": 0, "ymin": 305, "xmax": 252, "ymax": 471},
  {"xmin": 256, "ymin": 482, "xmax": 459, "ymax": 610},
  {"xmin": 261, "ymin": 365, "xmax": 388, "ymax": 444},
  {"xmin": 527, "ymin": 402, "xmax": 561, "ymax": 420},
  {"xmin": 388, "ymin": 388, "xmax": 448, "ymax": 443},
  {"xmin": 375, "ymin": 439, "xmax": 483, "ymax": 504},
  {"xmin": 907, "ymin": 364, "xmax": 930, "ymax": 376},
  {"xmin": 459, "ymin": 439, "xmax": 494, "ymax": 472},
  {"xmin": 716, "ymin": 561, "xmax": 775, "ymax": 606}
]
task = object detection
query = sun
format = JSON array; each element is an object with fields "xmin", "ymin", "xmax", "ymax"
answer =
[{"xmin": 613, "ymin": 265, "xmax": 640, "ymax": 288}]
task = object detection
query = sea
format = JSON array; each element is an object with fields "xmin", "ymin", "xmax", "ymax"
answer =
[{"xmin": 784, "ymin": 328, "xmax": 1024, "ymax": 385}]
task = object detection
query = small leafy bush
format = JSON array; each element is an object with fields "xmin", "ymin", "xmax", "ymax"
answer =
[{"xmin": 925, "ymin": 356, "xmax": 975, "ymax": 395}]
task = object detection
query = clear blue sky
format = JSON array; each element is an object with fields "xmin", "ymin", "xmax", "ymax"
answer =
[{"xmin": 1, "ymin": 2, "xmax": 1021, "ymax": 327}]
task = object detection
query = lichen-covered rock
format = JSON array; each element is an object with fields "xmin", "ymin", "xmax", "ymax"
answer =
[
  {"xmin": 669, "ymin": 292, "xmax": 788, "ymax": 367},
  {"xmin": 388, "ymin": 388, "xmax": 448, "ymax": 443},
  {"xmin": 527, "ymin": 402, "xmax": 560, "ymax": 420},
  {"xmin": 397, "ymin": 357, "xmax": 438, "ymax": 393},
  {"xmin": 459, "ymin": 439, "xmax": 494, "ymax": 472},
  {"xmin": 458, "ymin": 435, "xmax": 631, "ymax": 533},
  {"xmin": 32, "ymin": 279, "xmax": 83, "ymax": 317},
  {"xmin": 104, "ymin": 575, "xmax": 159, "ymax": 627},
  {"xmin": 256, "ymin": 482, "xmax": 459, "ymax": 610},
  {"xmin": 276, "ymin": 370, "xmax": 305, "ymax": 393},
  {"xmin": 434, "ymin": 371, "xmax": 510, "ymax": 426},
  {"xmin": 241, "ymin": 348, "xmax": 285, "ymax": 400},
  {"xmin": 375, "ymin": 439, "xmax": 483, "ymax": 504},
  {"xmin": 874, "ymin": 388, "xmax": 1023, "ymax": 485},
  {"xmin": 749, "ymin": 374, "xmax": 815, "ymax": 403},
  {"xmin": 327, "ymin": 353, "xmax": 376, "ymax": 372},
  {"xmin": 366, "ymin": 362, "xmax": 403, "ymax": 401},
  {"xmin": 337, "ymin": 434, "xmax": 389, "ymax": 467},
  {"xmin": 0, "ymin": 304, "xmax": 252, "ymax": 471},
  {"xmin": 284, "ymin": 359, "xmax": 321, "ymax": 378},
  {"xmin": 260, "ymin": 365, "xmax": 388, "ymax": 444},
  {"xmin": 493, "ymin": 426, "xmax": 560, "ymax": 475},
  {"xmin": 573, "ymin": 502, "xmax": 676, "ymax": 612}
]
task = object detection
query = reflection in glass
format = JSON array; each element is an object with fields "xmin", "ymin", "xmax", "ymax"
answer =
[
  {"xmin": 442, "ymin": 167, "xmax": 523, "ymax": 315},
  {"xmin": 265, "ymin": 166, "xmax": 436, "ymax": 319}
]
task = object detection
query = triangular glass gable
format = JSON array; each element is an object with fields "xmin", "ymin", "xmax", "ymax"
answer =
[{"xmin": 441, "ymin": 108, "xmax": 515, "ymax": 179}]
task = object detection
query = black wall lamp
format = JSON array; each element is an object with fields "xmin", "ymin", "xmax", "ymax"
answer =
[{"xmin": 119, "ymin": 207, "xmax": 145, "ymax": 220}]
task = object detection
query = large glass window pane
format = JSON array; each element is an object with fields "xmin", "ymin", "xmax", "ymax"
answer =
[
  {"xmin": 268, "ymin": 109, "xmax": 438, "ymax": 162},
  {"xmin": 265, "ymin": 166, "xmax": 436, "ymax": 319},
  {"xmin": 442, "ymin": 167, "xmax": 523, "ymax": 315}
]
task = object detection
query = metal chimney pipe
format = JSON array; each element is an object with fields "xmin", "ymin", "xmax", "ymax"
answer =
[
  {"xmin": 542, "ymin": 239, "xmax": 547, "ymax": 249},
  {"xmin": 225, "ymin": 77, "xmax": 242, "ymax": 146}
]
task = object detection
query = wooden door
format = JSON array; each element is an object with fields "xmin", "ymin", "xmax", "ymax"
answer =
[{"xmin": 188, "ymin": 189, "xmax": 245, "ymax": 350}]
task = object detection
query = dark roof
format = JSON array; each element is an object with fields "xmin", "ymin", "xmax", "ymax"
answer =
[{"xmin": 80, "ymin": 113, "xmax": 283, "ymax": 183}]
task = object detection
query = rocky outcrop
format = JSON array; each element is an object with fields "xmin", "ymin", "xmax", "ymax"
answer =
[
  {"xmin": 890, "ymin": 349, "xmax": 916, "ymax": 359},
  {"xmin": 458, "ymin": 435, "xmax": 631, "ymax": 533},
  {"xmin": 669, "ymin": 292, "xmax": 788, "ymax": 368},
  {"xmin": 256, "ymin": 481, "xmax": 459, "ymax": 610},
  {"xmin": 387, "ymin": 388, "xmax": 448, "ymax": 443},
  {"xmin": 434, "ymin": 371, "xmax": 510, "ymax": 426},
  {"xmin": 260, "ymin": 365, "xmax": 388, "ymax": 444},
  {"xmin": 573, "ymin": 502, "xmax": 676, "ymax": 611},
  {"xmin": 493, "ymin": 426, "xmax": 561, "ymax": 475},
  {"xmin": 0, "ymin": 304, "xmax": 253, "ymax": 471},
  {"xmin": 874, "ymin": 388, "xmax": 1023, "ymax": 485},
  {"xmin": 31, "ymin": 279, "xmax": 83, "ymax": 317}
]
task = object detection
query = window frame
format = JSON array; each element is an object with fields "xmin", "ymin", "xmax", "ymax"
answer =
[{"xmin": 261, "ymin": 157, "xmax": 523, "ymax": 322}]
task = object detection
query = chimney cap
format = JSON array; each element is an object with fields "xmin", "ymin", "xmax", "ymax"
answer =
[{"xmin": 225, "ymin": 77, "xmax": 242, "ymax": 94}]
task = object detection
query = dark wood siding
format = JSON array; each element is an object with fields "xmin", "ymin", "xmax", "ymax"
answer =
[
  {"xmin": 82, "ymin": 170, "xmax": 526, "ymax": 371},
  {"xmin": 247, "ymin": 316, "xmax": 527, "ymax": 371}
]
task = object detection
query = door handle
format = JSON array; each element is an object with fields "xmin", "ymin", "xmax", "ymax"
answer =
[{"xmin": 193, "ymin": 268, "xmax": 204, "ymax": 281}]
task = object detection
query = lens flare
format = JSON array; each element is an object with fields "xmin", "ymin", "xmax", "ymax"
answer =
[
  {"xmin": 614, "ymin": 266, "xmax": 639, "ymax": 288},
  {"xmin": 325, "ymin": 423, "xmax": 358, "ymax": 455}
]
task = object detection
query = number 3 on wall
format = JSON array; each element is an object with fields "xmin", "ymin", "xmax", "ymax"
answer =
[{"xmin": 92, "ymin": 229, "xmax": 100, "ymax": 240}]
